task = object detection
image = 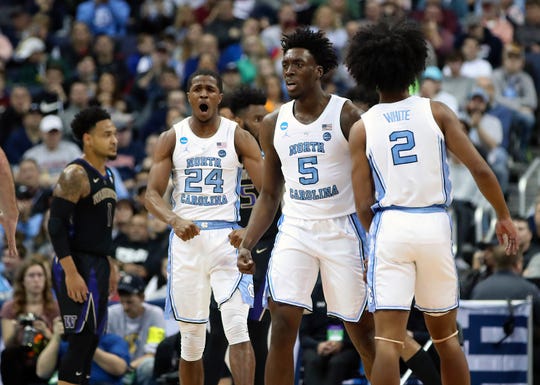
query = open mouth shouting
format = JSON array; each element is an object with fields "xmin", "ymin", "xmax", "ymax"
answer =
[{"xmin": 199, "ymin": 103, "xmax": 209, "ymax": 112}]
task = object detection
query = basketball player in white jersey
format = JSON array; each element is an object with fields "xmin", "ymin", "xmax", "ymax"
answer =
[
  {"xmin": 237, "ymin": 28, "xmax": 375, "ymax": 385},
  {"xmin": 144, "ymin": 69, "xmax": 263, "ymax": 385},
  {"xmin": 345, "ymin": 20, "xmax": 518, "ymax": 385}
]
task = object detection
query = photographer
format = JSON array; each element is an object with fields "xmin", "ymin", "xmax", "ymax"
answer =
[{"xmin": 0, "ymin": 258, "xmax": 60, "ymax": 385}]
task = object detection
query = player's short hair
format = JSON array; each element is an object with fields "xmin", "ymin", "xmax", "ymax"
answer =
[
  {"xmin": 345, "ymin": 19, "xmax": 427, "ymax": 93},
  {"xmin": 187, "ymin": 69, "xmax": 223, "ymax": 93},
  {"xmin": 71, "ymin": 106, "xmax": 111, "ymax": 142},
  {"xmin": 281, "ymin": 27, "xmax": 338, "ymax": 75}
]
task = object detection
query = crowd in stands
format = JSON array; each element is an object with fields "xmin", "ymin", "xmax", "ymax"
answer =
[{"xmin": 0, "ymin": 0, "xmax": 540, "ymax": 384}]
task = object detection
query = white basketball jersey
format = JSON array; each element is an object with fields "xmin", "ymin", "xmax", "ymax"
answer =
[
  {"xmin": 274, "ymin": 95, "xmax": 355, "ymax": 219},
  {"xmin": 171, "ymin": 117, "xmax": 242, "ymax": 222},
  {"xmin": 362, "ymin": 96, "xmax": 452, "ymax": 210}
]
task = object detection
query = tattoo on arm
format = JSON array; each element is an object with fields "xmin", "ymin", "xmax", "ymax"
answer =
[{"xmin": 53, "ymin": 165, "xmax": 90, "ymax": 203}]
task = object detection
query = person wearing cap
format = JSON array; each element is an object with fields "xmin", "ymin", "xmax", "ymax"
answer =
[
  {"xmin": 22, "ymin": 114, "xmax": 81, "ymax": 188},
  {"xmin": 11, "ymin": 37, "xmax": 48, "ymax": 88},
  {"xmin": 3, "ymin": 103, "xmax": 43, "ymax": 165},
  {"xmin": 107, "ymin": 273, "xmax": 166, "ymax": 385},
  {"xmin": 419, "ymin": 66, "xmax": 459, "ymax": 114},
  {"xmin": 462, "ymin": 86, "xmax": 510, "ymax": 193},
  {"xmin": 492, "ymin": 43, "xmax": 538, "ymax": 162}
]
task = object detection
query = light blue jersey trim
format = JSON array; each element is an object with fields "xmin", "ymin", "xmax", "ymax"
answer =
[
  {"xmin": 439, "ymin": 137, "xmax": 452, "ymax": 206},
  {"xmin": 235, "ymin": 168, "xmax": 242, "ymax": 222},
  {"xmin": 216, "ymin": 273, "xmax": 254, "ymax": 308},
  {"xmin": 415, "ymin": 302, "xmax": 459, "ymax": 313},
  {"xmin": 165, "ymin": 230, "xmax": 176, "ymax": 320},
  {"xmin": 347, "ymin": 213, "xmax": 366, "ymax": 262},
  {"xmin": 372, "ymin": 205, "xmax": 447, "ymax": 214},
  {"xmin": 367, "ymin": 211, "xmax": 383, "ymax": 313}
]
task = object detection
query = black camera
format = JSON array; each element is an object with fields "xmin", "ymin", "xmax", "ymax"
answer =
[{"xmin": 18, "ymin": 313, "xmax": 38, "ymax": 348}]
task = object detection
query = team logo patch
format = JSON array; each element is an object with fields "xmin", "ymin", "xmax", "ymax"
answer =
[
  {"xmin": 322, "ymin": 123, "xmax": 332, "ymax": 131},
  {"xmin": 280, "ymin": 122, "xmax": 288, "ymax": 130},
  {"xmin": 323, "ymin": 132, "xmax": 332, "ymax": 141},
  {"xmin": 63, "ymin": 315, "xmax": 78, "ymax": 329},
  {"xmin": 180, "ymin": 136, "xmax": 188, "ymax": 144},
  {"xmin": 218, "ymin": 149, "xmax": 227, "ymax": 157}
]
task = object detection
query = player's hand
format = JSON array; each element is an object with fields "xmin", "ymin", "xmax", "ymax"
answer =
[
  {"xmin": 229, "ymin": 228, "xmax": 246, "ymax": 248},
  {"xmin": 237, "ymin": 247, "xmax": 255, "ymax": 274},
  {"xmin": 65, "ymin": 271, "xmax": 88, "ymax": 303},
  {"xmin": 171, "ymin": 217, "xmax": 200, "ymax": 241},
  {"xmin": 495, "ymin": 217, "xmax": 518, "ymax": 256},
  {"xmin": 0, "ymin": 212, "xmax": 18, "ymax": 259}
]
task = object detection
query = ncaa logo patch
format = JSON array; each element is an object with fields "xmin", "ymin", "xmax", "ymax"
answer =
[
  {"xmin": 323, "ymin": 132, "xmax": 331, "ymax": 141},
  {"xmin": 218, "ymin": 149, "xmax": 226, "ymax": 157},
  {"xmin": 180, "ymin": 137, "xmax": 188, "ymax": 144},
  {"xmin": 280, "ymin": 122, "xmax": 288, "ymax": 130}
]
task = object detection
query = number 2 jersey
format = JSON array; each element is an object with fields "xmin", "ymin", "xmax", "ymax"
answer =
[
  {"xmin": 274, "ymin": 95, "xmax": 355, "ymax": 220},
  {"xmin": 361, "ymin": 95, "xmax": 452, "ymax": 211},
  {"xmin": 171, "ymin": 116, "xmax": 242, "ymax": 222}
]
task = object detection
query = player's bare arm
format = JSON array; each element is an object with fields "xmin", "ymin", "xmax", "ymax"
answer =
[
  {"xmin": 145, "ymin": 128, "xmax": 200, "ymax": 241},
  {"xmin": 238, "ymin": 111, "xmax": 283, "ymax": 274},
  {"xmin": 0, "ymin": 148, "xmax": 19, "ymax": 258},
  {"xmin": 340, "ymin": 100, "xmax": 364, "ymax": 140},
  {"xmin": 235, "ymin": 126, "xmax": 264, "ymax": 192},
  {"xmin": 432, "ymin": 100, "xmax": 517, "ymax": 254},
  {"xmin": 349, "ymin": 119, "xmax": 375, "ymax": 231},
  {"xmin": 52, "ymin": 164, "xmax": 90, "ymax": 303}
]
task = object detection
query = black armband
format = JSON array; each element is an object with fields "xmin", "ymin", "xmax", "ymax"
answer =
[{"xmin": 48, "ymin": 197, "xmax": 76, "ymax": 259}]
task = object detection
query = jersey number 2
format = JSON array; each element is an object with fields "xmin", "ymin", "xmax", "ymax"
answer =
[
  {"xmin": 390, "ymin": 130, "xmax": 418, "ymax": 165},
  {"xmin": 185, "ymin": 169, "xmax": 224, "ymax": 193}
]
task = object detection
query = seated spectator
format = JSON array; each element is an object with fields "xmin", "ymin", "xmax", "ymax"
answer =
[
  {"xmin": 492, "ymin": 43, "xmax": 538, "ymax": 162},
  {"xmin": 75, "ymin": 0, "xmax": 131, "ymax": 37},
  {"xmin": 0, "ymin": 258, "xmax": 60, "ymax": 385},
  {"xmin": 0, "ymin": 85, "xmax": 32, "ymax": 146},
  {"xmin": 514, "ymin": 216, "xmax": 540, "ymax": 269},
  {"xmin": 112, "ymin": 213, "xmax": 152, "ymax": 280},
  {"xmin": 22, "ymin": 114, "xmax": 81, "ymax": 188},
  {"xmin": 461, "ymin": 87, "xmax": 509, "ymax": 194},
  {"xmin": 0, "ymin": 241, "xmax": 26, "ymax": 306},
  {"xmin": 36, "ymin": 316, "xmax": 130, "ymax": 385},
  {"xmin": 460, "ymin": 239, "xmax": 498, "ymax": 299},
  {"xmin": 4, "ymin": 103, "xmax": 43, "ymax": 165},
  {"xmin": 107, "ymin": 273, "xmax": 166, "ymax": 385},
  {"xmin": 419, "ymin": 66, "xmax": 459, "ymax": 113}
]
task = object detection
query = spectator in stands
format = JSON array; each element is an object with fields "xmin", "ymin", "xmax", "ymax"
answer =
[
  {"xmin": 92, "ymin": 34, "xmax": 129, "ymax": 91},
  {"xmin": 479, "ymin": 0, "xmax": 515, "ymax": 44},
  {"xmin": 9, "ymin": 36, "xmax": 47, "ymax": 91},
  {"xmin": 260, "ymin": 3, "xmax": 297, "ymax": 57},
  {"xmin": 60, "ymin": 80, "xmax": 90, "ymax": 138},
  {"xmin": 141, "ymin": 89, "xmax": 187, "ymax": 141},
  {"xmin": 70, "ymin": 55, "xmax": 99, "ymax": 99},
  {"xmin": 36, "ymin": 316, "xmax": 130, "ymax": 385},
  {"xmin": 0, "ymin": 241, "xmax": 26, "ymax": 306},
  {"xmin": 205, "ymin": 0, "xmax": 244, "ymax": 53},
  {"xmin": 94, "ymin": 71, "xmax": 129, "ymax": 114},
  {"xmin": 462, "ymin": 87, "xmax": 509, "ymax": 193},
  {"xmin": 417, "ymin": 0, "xmax": 455, "ymax": 65},
  {"xmin": 0, "ymin": 84, "xmax": 32, "ymax": 146},
  {"xmin": 0, "ymin": 258, "xmax": 60, "ymax": 385},
  {"xmin": 455, "ymin": 35, "xmax": 494, "ymax": 79},
  {"xmin": 112, "ymin": 213, "xmax": 152, "ymax": 281},
  {"xmin": 112, "ymin": 198, "xmax": 136, "ymax": 241},
  {"xmin": 138, "ymin": 0, "xmax": 176, "ymax": 35},
  {"xmin": 515, "ymin": 0, "xmax": 540, "ymax": 54},
  {"xmin": 454, "ymin": 14, "xmax": 503, "ymax": 69},
  {"xmin": 22, "ymin": 114, "xmax": 81, "ymax": 188},
  {"xmin": 28, "ymin": 0, "xmax": 68, "ymax": 35},
  {"xmin": 106, "ymin": 114, "xmax": 144, "ymax": 190},
  {"xmin": 107, "ymin": 273, "xmax": 167, "ymax": 385},
  {"xmin": 470, "ymin": 245, "xmax": 540, "ymax": 382},
  {"xmin": 514, "ymin": 216, "xmax": 540, "ymax": 269},
  {"xmin": 475, "ymin": 76, "xmax": 514, "ymax": 152},
  {"xmin": 182, "ymin": 33, "xmax": 220, "ymax": 90},
  {"xmin": 32, "ymin": 60, "xmax": 67, "ymax": 116},
  {"xmin": 419, "ymin": 65, "xmax": 459, "ymax": 113},
  {"xmin": 460, "ymin": 239, "xmax": 498, "ymax": 299},
  {"xmin": 4, "ymin": 103, "xmax": 43, "ymax": 165},
  {"xmin": 492, "ymin": 43, "xmax": 538, "ymax": 162},
  {"xmin": 76, "ymin": 0, "xmax": 131, "ymax": 37},
  {"xmin": 58, "ymin": 21, "xmax": 94, "ymax": 79},
  {"xmin": 440, "ymin": 50, "xmax": 475, "ymax": 112},
  {"xmin": 311, "ymin": 5, "xmax": 348, "ymax": 57}
]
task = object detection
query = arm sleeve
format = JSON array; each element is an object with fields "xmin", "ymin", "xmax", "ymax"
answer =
[{"xmin": 48, "ymin": 197, "xmax": 76, "ymax": 259}]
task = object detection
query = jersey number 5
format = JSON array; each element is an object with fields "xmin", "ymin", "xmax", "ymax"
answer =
[
  {"xmin": 298, "ymin": 156, "xmax": 319, "ymax": 185},
  {"xmin": 185, "ymin": 169, "xmax": 224, "ymax": 193},
  {"xmin": 390, "ymin": 130, "xmax": 418, "ymax": 165}
]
